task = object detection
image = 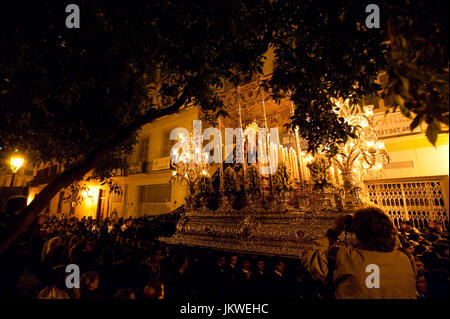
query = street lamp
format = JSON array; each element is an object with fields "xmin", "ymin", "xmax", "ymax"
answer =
[{"xmin": 10, "ymin": 155, "xmax": 24, "ymax": 187}]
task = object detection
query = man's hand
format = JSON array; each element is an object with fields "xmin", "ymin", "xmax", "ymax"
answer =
[{"xmin": 331, "ymin": 214, "xmax": 350, "ymax": 236}]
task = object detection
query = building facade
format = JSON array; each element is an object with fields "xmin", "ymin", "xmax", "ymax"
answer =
[
  {"xmin": 364, "ymin": 104, "xmax": 449, "ymax": 228},
  {"xmin": 26, "ymin": 107, "xmax": 198, "ymax": 219}
]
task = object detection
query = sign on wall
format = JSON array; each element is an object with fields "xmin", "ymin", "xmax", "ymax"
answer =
[
  {"xmin": 373, "ymin": 112, "xmax": 423, "ymax": 138},
  {"xmin": 152, "ymin": 157, "xmax": 171, "ymax": 171}
]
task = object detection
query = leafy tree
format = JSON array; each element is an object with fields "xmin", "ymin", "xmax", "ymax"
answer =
[
  {"xmin": 268, "ymin": 0, "xmax": 448, "ymax": 153},
  {"xmin": 0, "ymin": 0, "xmax": 272, "ymax": 253},
  {"xmin": 381, "ymin": 0, "xmax": 448, "ymax": 145},
  {"xmin": 268, "ymin": 0, "xmax": 387, "ymax": 154}
]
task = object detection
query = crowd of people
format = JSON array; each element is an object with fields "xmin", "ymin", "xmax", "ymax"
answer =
[
  {"xmin": 397, "ymin": 220, "xmax": 449, "ymax": 299},
  {"xmin": 0, "ymin": 196, "xmax": 448, "ymax": 300}
]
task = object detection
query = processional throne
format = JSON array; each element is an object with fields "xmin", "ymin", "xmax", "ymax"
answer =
[{"xmin": 159, "ymin": 81, "xmax": 343, "ymax": 257}]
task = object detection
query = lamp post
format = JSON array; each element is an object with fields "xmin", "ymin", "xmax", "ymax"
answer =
[{"xmin": 10, "ymin": 155, "xmax": 24, "ymax": 188}]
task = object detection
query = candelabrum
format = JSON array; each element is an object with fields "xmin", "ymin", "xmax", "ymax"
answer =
[
  {"xmin": 331, "ymin": 99, "xmax": 390, "ymax": 210},
  {"xmin": 169, "ymin": 132, "xmax": 210, "ymax": 211}
]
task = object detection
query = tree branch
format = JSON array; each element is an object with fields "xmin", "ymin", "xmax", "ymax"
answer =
[{"xmin": 0, "ymin": 88, "xmax": 190, "ymax": 254}]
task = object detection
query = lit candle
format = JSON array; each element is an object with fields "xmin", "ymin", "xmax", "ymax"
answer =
[
  {"xmin": 290, "ymin": 148, "xmax": 298, "ymax": 179},
  {"xmin": 329, "ymin": 165, "xmax": 335, "ymax": 184},
  {"xmin": 278, "ymin": 145, "xmax": 283, "ymax": 164},
  {"xmin": 290, "ymin": 149, "xmax": 296, "ymax": 179},
  {"xmin": 294, "ymin": 151, "xmax": 299, "ymax": 179}
]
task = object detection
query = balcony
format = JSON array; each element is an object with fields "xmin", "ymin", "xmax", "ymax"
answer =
[
  {"xmin": 126, "ymin": 161, "xmax": 149, "ymax": 175},
  {"xmin": 29, "ymin": 165, "xmax": 58, "ymax": 187}
]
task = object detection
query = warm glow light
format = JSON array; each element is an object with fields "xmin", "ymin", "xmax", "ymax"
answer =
[
  {"xmin": 10, "ymin": 156, "xmax": 24, "ymax": 173},
  {"xmin": 365, "ymin": 108, "xmax": 374, "ymax": 117},
  {"xmin": 201, "ymin": 169, "xmax": 208, "ymax": 176},
  {"xmin": 82, "ymin": 190, "xmax": 88, "ymax": 198},
  {"xmin": 366, "ymin": 141, "xmax": 375, "ymax": 148},
  {"xmin": 27, "ymin": 194, "xmax": 34, "ymax": 205},
  {"xmin": 376, "ymin": 141, "xmax": 385, "ymax": 150},
  {"xmin": 172, "ymin": 170, "xmax": 177, "ymax": 176},
  {"xmin": 305, "ymin": 155, "xmax": 314, "ymax": 163}
]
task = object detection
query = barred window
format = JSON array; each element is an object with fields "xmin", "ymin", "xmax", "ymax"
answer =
[
  {"xmin": 366, "ymin": 178, "xmax": 449, "ymax": 229},
  {"xmin": 139, "ymin": 184, "xmax": 171, "ymax": 203}
]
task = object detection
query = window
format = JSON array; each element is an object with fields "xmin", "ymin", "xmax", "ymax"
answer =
[
  {"xmin": 138, "ymin": 136, "xmax": 149, "ymax": 162},
  {"xmin": 366, "ymin": 178, "xmax": 449, "ymax": 229},
  {"xmin": 139, "ymin": 184, "xmax": 171, "ymax": 203},
  {"xmin": 161, "ymin": 130, "xmax": 174, "ymax": 157}
]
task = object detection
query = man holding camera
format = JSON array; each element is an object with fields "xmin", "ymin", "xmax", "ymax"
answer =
[{"xmin": 301, "ymin": 206, "xmax": 417, "ymax": 299}]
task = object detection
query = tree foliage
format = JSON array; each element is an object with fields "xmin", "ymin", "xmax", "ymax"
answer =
[
  {"xmin": 0, "ymin": 0, "xmax": 271, "ymax": 172},
  {"xmin": 268, "ymin": 0, "xmax": 448, "ymax": 152},
  {"xmin": 0, "ymin": 0, "xmax": 272, "ymax": 253},
  {"xmin": 268, "ymin": 0, "xmax": 387, "ymax": 154},
  {"xmin": 381, "ymin": 0, "xmax": 448, "ymax": 145}
]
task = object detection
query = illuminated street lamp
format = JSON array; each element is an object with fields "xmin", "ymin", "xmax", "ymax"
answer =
[{"xmin": 10, "ymin": 154, "xmax": 24, "ymax": 187}]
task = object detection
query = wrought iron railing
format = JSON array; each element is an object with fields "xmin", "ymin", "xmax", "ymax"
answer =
[{"xmin": 365, "ymin": 176, "xmax": 449, "ymax": 229}]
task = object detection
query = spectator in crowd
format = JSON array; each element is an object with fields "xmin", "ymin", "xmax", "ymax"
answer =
[
  {"xmin": 37, "ymin": 265, "xmax": 70, "ymax": 300},
  {"xmin": 250, "ymin": 258, "xmax": 266, "ymax": 282},
  {"xmin": 79, "ymin": 271, "xmax": 101, "ymax": 299},
  {"xmin": 113, "ymin": 288, "xmax": 135, "ymax": 300},
  {"xmin": 226, "ymin": 254, "xmax": 239, "ymax": 281},
  {"xmin": 166, "ymin": 254, "xmax": 190, "ymax": 300},
  {"xmin": 143, "ymin": 247, "xmax": 163, "ymax": 282},
  {"xmin": 143, "ymin": 279, "xmax": 164, "ymax": 299},
  {"xmin": 416, "ymin": 272, "xmax": 428, "ymax": 299},
  {"xmin": 302, "ymin": 206, "xmax": 417, "ymax": 299},
  {"xmin": 0, "ymin": 203, "xmax": 447, "ymax": 300},
  {"xmin": 238, "ymin": 257, "xmax": 252, "ymax": 281},
  {"xmin": 270, "ymin": 258, "xmax": 285, "ymax": 282},
  {"xmin": 208, "ymin": 254, "xmax": 228, "ymax": 299}
]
